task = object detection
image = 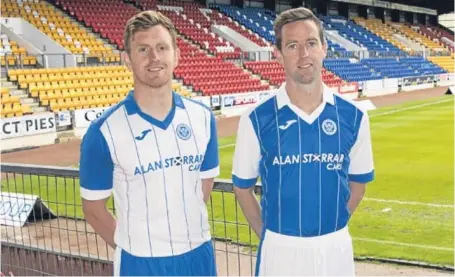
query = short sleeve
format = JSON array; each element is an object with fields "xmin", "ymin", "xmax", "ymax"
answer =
[
  {"xmin": 348, "ymin": 111, "xmax": 375, "ymax": 183},
  {"xmin": 79, "ymin": 123, "xmax": 114, "ymax": 200},
  {"xmin": 200, "ymin": 111, "xmax": 219, "ymax": 179},
  {"xmin": 232, "ymin": 112, "xmax": 261, "ymax": 189}
]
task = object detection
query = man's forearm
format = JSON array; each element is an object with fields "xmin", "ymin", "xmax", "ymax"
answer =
[
  {"xmin": 202, "ymin": 178, "xmax": 215, "ymax": 204},
  {"xmin": 348, "ymin": 182, "xmax": 366, "ymax": 215},
  {"xmin": 85, "ymin": 208, "xmax": 117, "ymax": 248},
  {"xmin": 234, "ymin": 188, "xmax": 262, "ymax": 238}
]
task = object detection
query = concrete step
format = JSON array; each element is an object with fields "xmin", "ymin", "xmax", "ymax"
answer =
[
  {"xmin": 21, "ymin": 98, "xmax": 36, "ymax": 104},
  {"xmin": 9, "ymin": 89, "xmax": 26, "ymax": 96},
  {"xmin": 1, "ymin": 77, "xmax": 8, "ymax": 83},
  {"xmin": 55, "ymin": 136, "xmax": 79, "ymax": 144},
  {"xmin": 26, "ymin": 102, "xmax": 40, "ymax": 108},
  {"xmin": 32, "ymin": 107, "xmax": 48, "ymax": 113},
  {"xmin": 2, "ymin": 82, "xmax": 17, "ymax": 87}
]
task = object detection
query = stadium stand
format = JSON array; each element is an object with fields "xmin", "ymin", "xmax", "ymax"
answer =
[
  {"xmin": 323, "ymin": 16, "xmax": 401, "ymax": 53},
  {"xmin": 387, "ymin": 22, "xmax": 445, "ymax": 52},
  {"xmin": 52, "ymin": 0, "xmax": 138, "ymax": 51},
  {"xmin": 0, "ymin": 0, "xmax": 452, "ymax": 120},
  {"xmin": 352, "ymin": 18, "xmax": 410, "ymax": 52},
  {"xmin": 212, "ymin": 5, "xmax": 276, "ymax": 43},
  {"xmin": 7, "ymin": 65, "xmax": 191, "ymax": 113},
  {"xmin": 2, "ymin": 0, "xmax": 119, "ymax": 62},
  {"xmin": 417, "ymin": 24, "xmax": 454, "ymax": 52}
]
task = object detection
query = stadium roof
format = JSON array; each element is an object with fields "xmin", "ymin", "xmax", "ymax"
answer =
[{"xmin": 387, "ymin": 0, "xmax": 454, "ymax": 14}]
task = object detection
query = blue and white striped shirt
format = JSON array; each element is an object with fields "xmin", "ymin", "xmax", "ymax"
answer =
[
  {"xmin": 79, "ymin": 91, "xmax": 219, "ymax": 257},
  {"xmin": 232, "ymin": 83, "xmax": 374, "ymax": 237}
]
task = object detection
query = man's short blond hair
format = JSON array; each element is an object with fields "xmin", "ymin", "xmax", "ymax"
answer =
[
  {"xmin": 273, "ymin": 7, "xmax": 325, "ymax": 51},
  {"xmin": 123, "ymin": 10, "xmax": 177, "ymax": 53}
]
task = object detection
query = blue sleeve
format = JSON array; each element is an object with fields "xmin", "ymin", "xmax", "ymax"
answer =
[
  {"xmin": 200, "ymin": 111, "xmax": 220, "ymax": 178},
  {"xmin": 79, "ymin": 123, "xmax": 114, "ymax": 200}
]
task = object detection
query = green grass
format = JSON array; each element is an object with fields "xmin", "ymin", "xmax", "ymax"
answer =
[{"xmin": 2, "ymin": 96, "xmax": 453, "ymax": 266}]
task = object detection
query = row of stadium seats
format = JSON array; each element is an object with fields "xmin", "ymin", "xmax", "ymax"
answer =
[
  {"xmin": 353, "ymin": 17, "xmax": 447, "ymax": 54},
  {"xmin": 8, "ymin": 63, "xmax": 192, "ymax": 112},
  {"xmin": 173, "ymin": 38, "xmax": 269, "ymax": 95},
  {"xmin": 159, "ymin": 8, "xmax": 242, "ymax": 59},
  {"xmin": 0, "ymin": 34, "xmax": 37, "ymax": 66},
  {"xmin": 427, "ymin": 56, "xmax": 455, "ymax": 73},
  {"xmin": 212, "ymin": 5, "xmax": 276, "ymax": 43},
  {"xmin": 243, "ymin": 60, "xmax": 345, "ymax": 87},
  {"xmin": 2, "ymin": 0, "xmax": 118, "ymax": 60},
  {"xmin": 54, "ymin": 0, "xmax": 138, "ymax": 50},
  {"xmin": 1, "ymin": 87, "xmax": 32, "ymax": 118},
  {"xmin": 322, "ymin": 16, "xmax": 401, "ymax": 53},
  {"xmin": 418, "ymin": 25, "xmax": 454, "ymax": 52}
]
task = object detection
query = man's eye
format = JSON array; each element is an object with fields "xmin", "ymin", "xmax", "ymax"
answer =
[{"xmin": 288, "ymin": 44, "xmax": 297, "ymax": 50}]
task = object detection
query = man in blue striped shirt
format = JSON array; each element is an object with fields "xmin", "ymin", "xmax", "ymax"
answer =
[
  {"xmin": 232, "ymin": 7, "xmax": 374, "ymax": 276},
  {"xmin": 79, "ymin": 11, "xmax": 219, "ymax": 276}
]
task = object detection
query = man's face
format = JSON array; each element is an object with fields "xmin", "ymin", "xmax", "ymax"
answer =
[
  {"xmin": 275, "ymin": 20, "xmax": 327, "ymax": 86},
  {"xmin": 123, "ymin": 25, "xmax": 179, "ymax": 89}
]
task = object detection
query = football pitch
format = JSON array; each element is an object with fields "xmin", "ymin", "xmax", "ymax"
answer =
[{"xmin": 2, "ymin": 95, "xmax": 453, "ymax": 266}]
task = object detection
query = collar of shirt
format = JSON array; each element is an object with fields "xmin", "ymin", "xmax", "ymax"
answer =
[
  {"xmin": 275, "ymin": 82, "xmax": 335, "ymax": 110},
  {"xmin": 124, "ymin": 90, "xmax": 186, "ymax": 116}
]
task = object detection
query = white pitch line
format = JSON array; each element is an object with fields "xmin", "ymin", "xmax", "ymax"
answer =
[
  {"xmin": 364, "ymin": 197, "xmax": 453, "ymax": 208},
  {"xmin": 352, "ymin": 237, "xmax": 454, "ymax": 252},
  {"xmin": 219, "ymin": 143, "xmax": 235, "ymax": 149},
  {"xmin": 370, "ymin": 98, "xmax": 453, "ymax": 118}
]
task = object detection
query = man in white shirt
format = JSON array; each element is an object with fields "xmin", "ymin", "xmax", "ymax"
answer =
[
  {"xmin": 79, "ymin": 11, "xmax": 219, "ymax": 276},
  {"xmin": 232, "ymin": 7, "xmax": 374, "ymax": 276}
]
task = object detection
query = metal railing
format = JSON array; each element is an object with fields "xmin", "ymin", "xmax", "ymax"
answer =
[
  {"xmin": 1, "ymin": 53, "xmax": 123, "ymax": 71},
  {"xmin": 0, "ymin": 163, "xmax": 259, "ymax": 276}
]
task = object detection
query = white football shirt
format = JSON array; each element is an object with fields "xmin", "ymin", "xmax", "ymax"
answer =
[{"xmin": 79, "ymin": 91, "xmax": 219, "ymax": 257}]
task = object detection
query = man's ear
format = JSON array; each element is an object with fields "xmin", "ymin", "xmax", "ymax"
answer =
[
  {"xmin": 174, "ymin": 47, "xmax": 180, "ymax": 68},
  {"xmin": 121, "ymin": 51, "xmax": 132, "ymax": 70},
  {"xmin": 321, "ymin": 37, "xmax": 328, "ymax": 59},
  {"xmin": 274, "ymin": 46, "xmax": 283, "ymax": 65}
]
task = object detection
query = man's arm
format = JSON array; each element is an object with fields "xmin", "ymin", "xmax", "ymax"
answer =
[
  {"xmin": 234, "ymin": 186, "xmax": 262, "ymax": 238},
  {"xmin": 347, "ymin": 182, "xmax": 366, "ymax": 215},
  {"xmin": 200, "ymin": 110, "xmax": 220, "ymax": 203},
  {"xmin": 348, "ymin": 109, "xmax": 375, "ymax": 216},
  {"xmin": 79, "ymin": 123, "xmax": 116, "ymax": 248},
  {"xmin": 232, "ymin": 112, "xmax": 262, "ymax": 238},
  {"xmin": 82, "ymin": 198, "xmax": 117, "ymax": 248},
  {"xmin": 202, "ymin": 178, "xmax": 215, "ymax": 203}
]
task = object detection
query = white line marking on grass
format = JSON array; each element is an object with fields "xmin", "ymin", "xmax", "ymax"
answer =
[
  {"xmin": 219, "ymin": 143, "xmax": 235, "ymax": 149},
  {"xmin": 352, "ymin": 237, "xmax": 454, "ymax": 252},
  {"xmin": 364, "ymin": 198, "xmax": 453, "ymax": 208},
  {"xmin": 370, "ymin": 98, "xmax": 453, "ymax": 118}
]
